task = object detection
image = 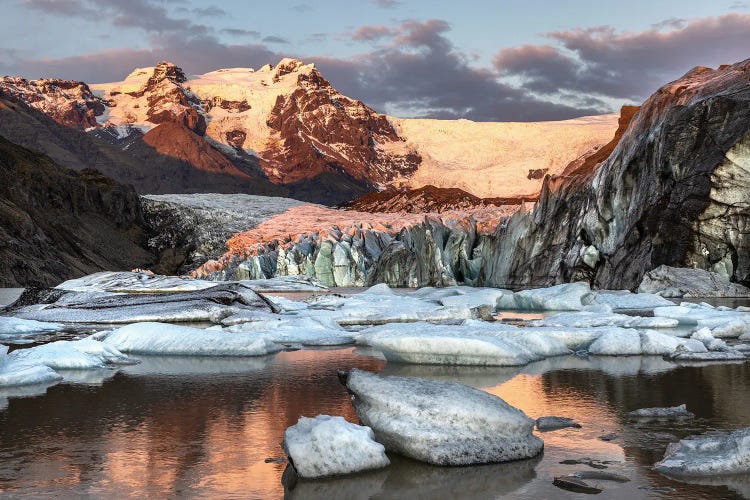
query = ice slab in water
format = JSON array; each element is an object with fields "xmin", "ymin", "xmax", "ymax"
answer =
[
  {"xmin": 654, "ymin": 303, "xmax": 750, "ymax": 337},
  {"xmin": 533, "ymin": 310, "xmax": 678, "ymax": 329},
  {"xmin": 511, "ymin": 282, "xmax": 592, "ymax": 311},
  {"xmin": 103, "ymin": 322, "xmax": 282, "ymax": 356},
  {"xmin": 626, "ymin": 404, "xmax": 695, "ymax": 420},
  {"xmin": 56, "ymin": 271, "xmax": 218, "ymax": 293},
  {"xmin": 0, "ymin": 317, "xmax": 64, "ymax": 336},
  {"xmin": 655, "ymin": 427, "xmax": 750, "ymax": 476},
  {"xmin": 224, "ymin": 314, "xmax": 355, "ymax": 346},
  {"xmin": 16, "ymin": 284, "xmax": 272, "ymax": 324},
  {"xmin": 0, "ymin": 345, "xmax": 62, "ymax": 387},
  {"xmin": 588, "ymin": 290, "xmax": 674, "ymax": 310},
  {"xmin": 282, "ymin": 415, "xmax": 390, "ymax": 478},
  {"xmin": 339, "ymin": 368, "xmax": 543, "ymax": 465},
  {"xmin": 10, "ymin": 338, "xmax": 134, "ymax": 370}
]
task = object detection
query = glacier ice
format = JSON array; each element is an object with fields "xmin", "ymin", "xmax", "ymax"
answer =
[
  {"xmin": 532, "ymin": 310, "xmax": 678, "ymax": 329},
  {"xmin": 655, "ymin": 427, "xmax": 750, "ymax": 476},
  {"xmin": 511, "ymin": 282, "xmax": 592, "ymax": 311},
  {"xmin": 339, "ymin": 368, "xmax": 543, "ymax": 465},
  {"xmin": 588, "ymin": 290, "xmax": 674, "ymax": 310},
  {"xmin": 282, "ymin": 415, "xmax": 390, "ymax": 478},
  {"xmin": 626, "ymin": 404, "xmax": 695, "ymax": 420},
  {"xmin": 224, "ymin": 314, "xmax": 355, "ymax": 346},
  {"xmin": 103, "ymin": 322, "xmax": 282, "ymax": 356},
  {"xmin": 653, "ymin": 303, "xmax": 750, "ymax": 337}
]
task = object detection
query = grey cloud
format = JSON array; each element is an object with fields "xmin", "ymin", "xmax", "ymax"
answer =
[
  {"xmin": 494, "ymin": 13, "xmax": 750, "ymax": 102},
  {"xmin": 370, "ymin": 0, "xmax": 400, "ymax": 8},
  {"xmin": 351, "ymin": 25, "xmax": 395, "ymax": 41},
  {"xmin": 221, "ymin": 28, "xmax": 261, "ymax": 38},
  {"xmin": 262, "ymin": 36, "xmax": 290, "ymax": 44}
]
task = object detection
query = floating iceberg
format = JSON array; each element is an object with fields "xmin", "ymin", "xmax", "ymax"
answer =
[
  {"xmin": 103, "ymin": 322, "xmax": 282, "ymax": 356},
  {"xmin": 282, "ymin": 415, "xmax": 390, "ymax": 478},
  {"xmin": 639, "ymin": 331, "xmax": 707, "ymax": 356},
  {"xmin": 626, "ymin": 404, "xmax": 695, "ymax": 420},
  {"xmin": 306, "ymin": 284, "xmax": 475, "ymax": 326},
  {"xmin": 56, "ymin": 271, "xmax": 218, "ymax": 293},
  {"xmin": 16, "ymin": 284, "xmax": 273, "ymax": 324},
  {"xmin": 339, "ymin": 369, "xmax": 543, "ymax": 465},
  {"xmin": 224, "ymin": 314, "xmax": 355, "ymax": 346},
  {"xmin": 533, "ymin": 310, "xmax": 678, "ymax": 329},
  {"xmin": 0, "ymin": 317, "xmax": 64, "ymax": 335},
  {"xmin": 0, "ymin": 345, "xmax": 62, "ymax": 387},
  {"xmin": 588, "ymin": 290, "xmax": 674, "ymax": 310},
  {"xmin": 655, "ymin": 427, "xmax": 750, "ymax": 476},
  {"xmin": 653, "ymin": 303, "xmax": 750, "ymax": 337},
  {"xmin": 511, "ymin": 282, "xmax": 592, "ymax": 311},
  {"xmin": 10, "ymin": 338, "xmax": 134, "ymax": 370},
  {"xmin": 358, "ymin": 321, "xmax": 569, "ymax": 366},
  {"xmin": 438, "ymin": 288, "xmax": 513, "ymax": 311}
]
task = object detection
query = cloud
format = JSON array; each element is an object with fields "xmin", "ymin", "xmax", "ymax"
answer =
[
  {"xmin": 262, "ymin": 35, "xmax": 290, "ymax": 44},
  {"xmin": 291, "ymin": 3, "xmax": 314, "ymax": 12},
  {"xmin": 494, "ymin": 13, "xmax": 750, "ymax": 102},
  {"xmin": 315, "ymin": 19, "xmax": 601, "ymax": 121},
  {"xmin": 191, "ymin": 5, "xmax": 228, "ymax": 17},
  {"xmin": 351, "ymin": 25, "xmax": 395, "ymax": 42},
  {"xmin": 370, "ymin": 0, "xmax": 400, "ymax": 8},
  {"xmin": 221, "ymin": 28, "xmax": 261, "ymax": 38}
]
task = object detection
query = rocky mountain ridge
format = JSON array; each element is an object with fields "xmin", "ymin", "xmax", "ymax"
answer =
[{"xmin": 1, "ymin": 59, "xmax": 617, "ymax": 202}]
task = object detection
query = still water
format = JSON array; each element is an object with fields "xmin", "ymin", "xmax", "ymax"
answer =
[{"xmin": 0, "ymin": 347, "xmax": 749, "ymax": 499}]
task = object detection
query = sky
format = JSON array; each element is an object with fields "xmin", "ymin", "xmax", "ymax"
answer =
[{"xmin": 2, "ymin": 0, "xmax": 750, "ymax": 121}]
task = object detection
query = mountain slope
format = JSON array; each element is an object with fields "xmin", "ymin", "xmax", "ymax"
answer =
[
  {"xmin": 0, "ymin": 135, "xmax": 154, "ymax": 287},
  {"xmin": 2, "ymin": 59, "xmax": 618, "ymax": 201}
]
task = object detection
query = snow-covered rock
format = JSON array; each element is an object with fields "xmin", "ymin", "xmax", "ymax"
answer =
[
  {"xmin": 0, "ymin": 317, "xmax": 64, "ymax": 336},
  {"xmin": 339, "ymin": 369, "xmax": 543, "ymax": 465},
  {"xmin": 102, "ymin": 322, "xmax": 282, "ymax": 356},
  {"xmin": 0, "ymin": 345, "xmax": 62, "ymax": 388},
  {"xmin": 282, "ymin": 415, "xmax": 390, "ymax": 478},
  {"xmin": 511, "ymin": 282, "xmax": 593, "ymax": 311},
  {"xmin": 9, "ymin": 338, "xmax": 134, "ymax": 370},
  {"xmin": 626, "ymin": 404, "xmax": 695, "ymax": 420},
  {"xmin": 655, "ymin": 428, "xmax": 750, "ymax": 476},
  {"xmin": 639, "ymin": 265, "xmax": 750, "ymax": 298}
]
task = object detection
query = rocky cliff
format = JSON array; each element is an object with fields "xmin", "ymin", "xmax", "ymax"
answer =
[
  {"xmin": 0, "ymin": 135, "xmax": 154, "ymax": 287},
  {"xmin": 481, "ymin": 59, "xmax": 750, "ymax": 289}
]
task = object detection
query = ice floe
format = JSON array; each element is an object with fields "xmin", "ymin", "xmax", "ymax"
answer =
[
  {"xmin": 0, "ymin": 345, "xmax": 62, "ymax": 388},
  {"xmin": 16, "ymin": 284, "xmax": 273, "ymax": 324},
  {"xmin": 282, "ymin": 415, "xmax": 390, "ymax": 478},
  {"xmin": 223, "ymin": 315, "xmax": 355, "ymax": 346},
  {"xmin": 9, "ymin": 338, "xmax": 134, "ymax": 370},
  {"xmin": 511, "ymin": 282, "xmax": 592, "ymax": 311},
  {"xmin": 339, "ymin": 368, "xmax": 543, "ymax": 465},
  {"xmin": 588, "ymin": 290, "xmax": 674, "ymax": 310},
  {"xmin": 626, "ymin": 404, "xmax": 695, "ymax": 420},
  {"xmin": 0, "ymin": 317, "xmax": 64, "ymax": 336},
  {"xmin": 655, "ymin": 427, "xmax": 750, "ymax": 476},
  {"xmin": 532, "ymin": 309, "xmax": 679, "ymax": 329},
  {"xmin": 653, "ymin": 303, "xmax": 750, "ymax": 337},
  {"xmin": 102, "ymin": 322, "xmax": 282, "ymax": 356}
]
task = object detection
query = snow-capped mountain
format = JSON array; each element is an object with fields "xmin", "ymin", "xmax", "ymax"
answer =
[{"xmin": 0, "ymin": 59, "xmax": 619, "ymax": 201}]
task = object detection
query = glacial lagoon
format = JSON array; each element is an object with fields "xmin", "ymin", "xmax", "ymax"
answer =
[{"xmin": 0, "ymin": 345, "xmax": 748, "ymax": 498}]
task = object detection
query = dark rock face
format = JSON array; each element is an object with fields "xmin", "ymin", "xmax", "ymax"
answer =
[
  {"xmin": 0, "ymin": 135, "xmax": 154, "ymax": 287},
  {"xmin": 481, "ymin": 60, "xmax": 750, "ymax": 289},
  {"xmin": 0, "ymin": 77, "xmax": 105, "ymax": 129},
  {"xmin": 526, "ymin": 169, "xmax": 548, "ymax": 180},
  {"xmin": 261, "ymin": 69, "xmax": 421, "ymax": 187}
]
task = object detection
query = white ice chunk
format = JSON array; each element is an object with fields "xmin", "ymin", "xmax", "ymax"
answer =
[
  {"xmin": 654, "ymin": 304, "xmax": 750, "ymax": 336},
  {"xmin": 690, "ymin": 328, "xmax": 731, "ymax": 351},
  {"xmin": 640, "ymin": 331, "xmax": 707, "ymax": 356},
  {"xmin": 282, "ymin": 415, "xmax": 390, "ymax": 478},
  {"xmin": 0, "ymin": 345, "xmax": 62, "ymax": 387},
  {"xmin": 103, "ymin": 322, "xmax": 282, "ymax": 356},
  {"xmin": 439, "ymin": 288, "xmax": 513, "ymax": 311},
  {"xmin": 224, "ymin": 314, "xmax": 355, "ymax": 346},
  {"xmin": 10, "ymin": 338, "xmax": 134, "ymax": 370},
  {"xmin": 0, "ymin": 317, "xmax": 64, "ymax": 335},
  {"xmin": 626, "ymin": 404, "xmax": 695, "ymax": 420},
  {"xmin": 340, "ymin": 369, "xmax": 543, "ymax": 465},
  {"xmin": 588, "ymin": 329, "xmax": 642, "ymax": 356},
  {"xmin": 533, "ymin": 310, "xmax": 678, "ymax": 329},
  {"xmin": 589, "ymin": 290, "xmax": 674, "ymax": 310},
  {"xmin": 655, "ymin": 428, "xmax": 750, "ymax": 476},
  {"xmin": 511, "ymin": 282, "xmax": 592, "ymax": 311},
  {"xmin": 56, "ymin": 271, "xmax": 218, "ymax": 293}
]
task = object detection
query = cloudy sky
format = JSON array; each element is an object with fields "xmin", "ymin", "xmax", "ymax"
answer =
[{"xmin": 2, "ymin": 0, "xmax": 749, "ymax": 120}]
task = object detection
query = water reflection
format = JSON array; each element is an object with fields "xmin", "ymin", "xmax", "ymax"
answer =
[{"xmin": 0, "ymin": 348, "xmax": 747, "ymax": 499}]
